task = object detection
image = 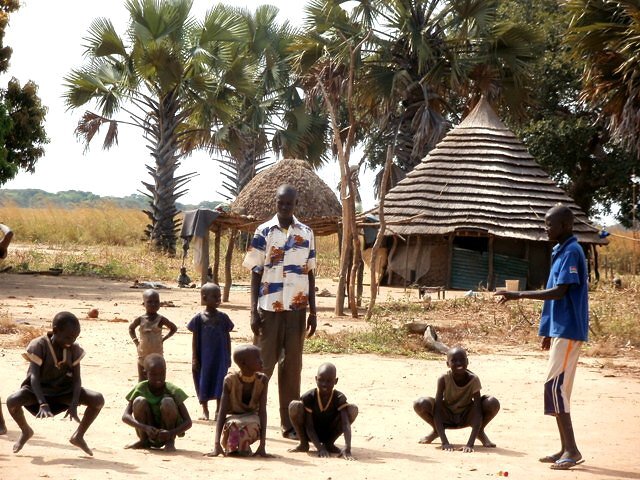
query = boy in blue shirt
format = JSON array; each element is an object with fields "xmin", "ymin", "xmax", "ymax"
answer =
[{"xmin": 496, "ymin": 205, "xmax": 588, "ymax": 470}]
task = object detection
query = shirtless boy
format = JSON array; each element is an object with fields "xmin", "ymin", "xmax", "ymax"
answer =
[
  {"xmin": 129, "ymin": 289, "xmax": 177, "ymax": 381},
  {"xmin": 288, "ymin": 362, "xmax": 358, "ymax": 460},
  {"xmin": 414, "ymin": 347, "xmax": 500, "ymax": 452},
  {"xmin": 6, "ymin": 311, "xmax": 104, "ymax": 455}
]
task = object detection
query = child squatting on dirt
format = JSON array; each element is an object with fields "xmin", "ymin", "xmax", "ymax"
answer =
[
  {"xmin": 5, "ymin": 311, "xmax": 104, "ymax": 455},
  {"xmin": 288, "ymin": 362, "xmax": 358, "ymax": 460},
  {"xmin": 413, "ymin": 346, "xmax": 500, "ymax": 452},
  {"xmin": 122, "ymin": 353, "xmax": 192, "ymax": 451},
  {"xmin": 208, "ymin": 344, "xmax": 270, "ymax": 457},
  {"xmin": 129, "ymin": 289, "xmax": 177, "ymax": 381},
  {"xmin": 187, "ymin": 282, "xmax": 234, "ymax": 421}
]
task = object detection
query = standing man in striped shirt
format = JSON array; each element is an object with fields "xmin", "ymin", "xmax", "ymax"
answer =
[
  {"xmin": 495, "ymin": 205, "xmax": 588, "ymax": 471},
  {"xmin": 243, "ymin": 184, "xmax": 317, "ymax": 439}
]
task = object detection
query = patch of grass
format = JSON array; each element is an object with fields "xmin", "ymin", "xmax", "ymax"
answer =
[
  {"xmin": 305, "ymin": 317, "xmax": 435, "ymax": 357},
  {"xmin": 0, "ymin": 310, "xmax": 46, "ymax": 348}
]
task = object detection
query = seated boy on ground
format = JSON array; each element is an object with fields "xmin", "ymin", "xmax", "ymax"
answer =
[
  {"xmin": 289, "ymin": 362, "xmax": 358, "ymax": 460},
  {"xmin": 6, "ymin": 311, "xmax": 104, "ymax": 455},
  {"xmin": 207, "ymin": 344, "xmax": 270, "ymax": 457},
  {"xmin": 122, "ymin": 353, "xmax": 192, "ymax": 451},
  {"xmin": 414, "ymin": 346, "xmax": 499, "ymax": 452}
]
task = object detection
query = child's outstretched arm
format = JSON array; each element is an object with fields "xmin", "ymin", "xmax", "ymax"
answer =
[
  {"xmin": 433, "ymin": 376, "xmax": 452, "ymax": 450},
  {"xmin": 463, "ymin": 391, "xmax": 483, "ymax": 453},
  {"xmin": 160, "ymin": 318, "xmax": 178, "ymax": 342},
  {"xmin": 338, "ymin": 408, "xmax": 354, "ymax": 460},
  {"xmin": 64, "ymin": 363, "xmax": 82, "ymax": 422},
  {"xmin": 254, "ymin": 379, "xmax": 270, "ymax": 457},
  {"xmin": 304, "ymin": 409, "xmax": 328, "ymax": 457},
  {"xmin": 129, "ymin": 318, "xmax": 141, "ymax": 345},
  {"xmin": 122, "ymin": 400, "xmax": 158, "ymax": 439},
  {"xmin": 208, "ymin": 379, "xmax": 230, "ymax": 457},
  {"xmin": 26, "ymin": 362, "xmax": 53, "ymax": 418}
]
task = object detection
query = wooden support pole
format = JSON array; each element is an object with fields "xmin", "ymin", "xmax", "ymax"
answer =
[
  {"xmin": 200, "ymin": 232, "xmax": 210, "ymax": 287},
  {"xmin": 487, "ymin": 235, "xmax": 494, "ymax": 290},
  {"xmin": 213, "ymin": 226, "xmax": 221, "ymax": 284},
  {"xmin": 223, "ymin": 229, "xmax": 236, "ymax": 303}
]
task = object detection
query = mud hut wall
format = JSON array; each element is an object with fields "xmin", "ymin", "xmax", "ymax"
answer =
[
  {"xmin": 384, "ymin": 235, "xmax": 448, "ymax": 286},
  {"xmin": 528, "ymin": 242, "xmax": 552, "ymax": 289}
]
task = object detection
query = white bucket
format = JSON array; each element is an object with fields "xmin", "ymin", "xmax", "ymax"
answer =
[{"xmin": 505, "ymin": 279, "xmax": 520, "ymax": 291}]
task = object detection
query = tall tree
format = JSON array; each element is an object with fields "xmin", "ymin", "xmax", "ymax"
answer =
[
  {"xmin": 567, "ymin": 0, "xmax": 640, "ymax": 156},
  {"xmin": 212, "ymin": 5, "xmax": 330, "ymax": 201},
  {"xmin": 293, "ymin": 0, "xmax": 373, "ymax": 316},
  {"xmin": 500, "ymin": 0, "xmax": 638, "ymax": 221},
  {"xmin": 360, "ymin": 0, "xmax": 538, "ymax": 176},
  {"xmin": 64, "ymin": 0, "xmax": 248, "ymax": 254},
  {"xmin": 0, "ymin": 0, "xmax": 48, "ymax": 185}
]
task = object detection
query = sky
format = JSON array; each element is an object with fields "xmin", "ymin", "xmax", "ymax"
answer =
[{"xmin": 1, "ymin": 0, "xmax": 376, "ymax": 207}]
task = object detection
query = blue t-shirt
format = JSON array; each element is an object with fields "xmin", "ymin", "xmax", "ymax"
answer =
[{"xmin": 539, "ymin": 236, "xmax": 589, "ymax": 341}]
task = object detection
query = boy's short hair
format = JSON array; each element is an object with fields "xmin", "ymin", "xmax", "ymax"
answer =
[
  {"xmin": 52, "ymin": 311, "xmax": 80, "ymax": 332},
  {"xmin": 233, "ymin": 344, "xmax": 260, "ymax": 366},
  {"xmin": 143, "ymin": 353, "xmax": 166, "ymax": 371}
]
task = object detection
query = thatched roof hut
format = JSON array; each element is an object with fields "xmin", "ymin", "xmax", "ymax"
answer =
[
  {"xmin": 379, "ymin": 97, "xmax": 606, "ymax": 290},
  {"xmin": 231, "ymin": 158, "xmax": 342, "ymax": 235}
]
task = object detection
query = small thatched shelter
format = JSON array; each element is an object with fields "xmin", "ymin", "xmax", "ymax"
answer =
[
  {"xmin": 181, "ymin": 159, "xmax": 341, "ymax": 299},
  {"xmin": 379, "ymin": 97, "xmax": 607, "ymax": 290},
  {"xmin": 231, "ymin": 158, "xmax": 342, "ymax": 235}
]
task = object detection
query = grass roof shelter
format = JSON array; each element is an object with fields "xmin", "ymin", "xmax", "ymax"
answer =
[
  {"xmin": 377, "ymin": 96, "xmax": 607, "ymax": 291},
  {"xmin": 181, "ymin": 159, "xmax": 341, "ymax": 299}
]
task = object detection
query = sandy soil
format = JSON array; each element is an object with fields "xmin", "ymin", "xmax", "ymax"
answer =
[{"xmin": 0, "ymin": 272, "xmax": 639, "ymax": 480}]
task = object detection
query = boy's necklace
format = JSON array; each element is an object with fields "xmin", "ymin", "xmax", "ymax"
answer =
[{"xmin": 316, "ymin": 388, "xmax": 334, "ymax": 412}]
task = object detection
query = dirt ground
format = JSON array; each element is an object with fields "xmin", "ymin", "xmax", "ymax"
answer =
[{"xmin": 0, "ymin": 272, "xmax": 639, "ymax": 480}]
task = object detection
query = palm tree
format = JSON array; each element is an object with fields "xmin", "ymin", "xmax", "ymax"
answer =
[
  {"xmin": 211, "ymin": 5, "xmax": 330, "ymax": 200},
  {"xmin": 64, "ymin": 0, "xmax": 248, "ymax": 254},
  {"xmin": 360, "ymin": 0, "xmax": 539, "ymax": 174},
  {"xmin": 566, "ymin": 0, "xmax": 640, "ymax": 155}
]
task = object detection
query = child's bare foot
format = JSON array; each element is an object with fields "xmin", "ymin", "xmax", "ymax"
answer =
[
  {"xmin": 325, "ymin": 443, "xmax": 341, "ymax": 454},
  {"xmin": 13, "ymin": 426, "xmax": 34, "ymax": 453},
  {"xmin": 164, "ymin": 441, "xmax": 176, "ymax": 452},
  {"xmin": 478, "ymin": 431, "xmax": 496, "ymax": 448},
  {"xmin": 198, "ymin": 414, "xmax": 209, "ymax": 421},
  {"xmin": 418, "ymin": 431, "xmax": 438, "ymax": 444},
  {"xmin": 125, "ymin": 439, "xmax": 150, "ymax": 449},
  {"xmin": 70, "ymin": 432, "xmax": 94, "ymax": 456},
  {"xmin": 288, "ymin": 442, "xmax": 309, "ymax": 453}
]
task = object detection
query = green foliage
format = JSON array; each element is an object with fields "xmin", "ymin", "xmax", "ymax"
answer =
[
  {"xmin": 500, "ymin": 0, "xmax": 639, "ymax": 220},
  {"xmin": 0, "ymin": 1, "xmax": 48, "ymax": 185}
]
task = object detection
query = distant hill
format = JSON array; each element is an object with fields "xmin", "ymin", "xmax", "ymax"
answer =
[{"xmin": 0, "ymin": 189, "xmax": 222, "ymax": 211}]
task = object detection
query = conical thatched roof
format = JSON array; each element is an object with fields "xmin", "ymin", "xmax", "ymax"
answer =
[
  {"xmin": 382, "ymin": 97, "xmax": 605, "ymax": 244},
  {"xmin": 231, "ymin": 159, "xmax": 341, "ymax": 235}
]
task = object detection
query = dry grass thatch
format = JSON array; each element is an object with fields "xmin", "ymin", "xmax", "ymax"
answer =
[
  {"xmin": 231, "ymin": 159, "xmax": 342, "ymax": 235},
  {"xmin": 381, "ymin": 97, "xmax": 605, "ymax": 244}
]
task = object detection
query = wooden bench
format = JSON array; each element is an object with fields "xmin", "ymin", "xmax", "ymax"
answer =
[{"xmin": 416, "ymin": 285, "xmax": 446, "ymax": 300}]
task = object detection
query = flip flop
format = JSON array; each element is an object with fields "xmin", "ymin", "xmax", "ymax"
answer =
[{"xmin": 550, "ymin": 458, "xmax": 585, "ymax": 470}]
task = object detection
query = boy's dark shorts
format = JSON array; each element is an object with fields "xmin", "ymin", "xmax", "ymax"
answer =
[
  {"xmin": 442, "ymin": 395, "xmax": 489, "ymax": 429},
  {"xmin": 22, "ymin": 388, "xmax": 87, "ymax": 416}
]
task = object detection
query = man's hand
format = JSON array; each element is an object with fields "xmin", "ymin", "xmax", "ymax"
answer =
[
  {"xmin": 494, "ymin": 291, "xmax": 520, "ymax": 304},
  {"xmin": 64, "ymin": 404, "xmax": 80, "ymax": 422},
  {"xmin": 541, "ymin": 336, "xmax": 551, "ymax": 350},
  {"xmin": 250, "ymin": 309, "xmax": 263, "ymax": 336},
  {"xmin": 306, "ymin": 313, "xmax": 317, "ymax": 338}
]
